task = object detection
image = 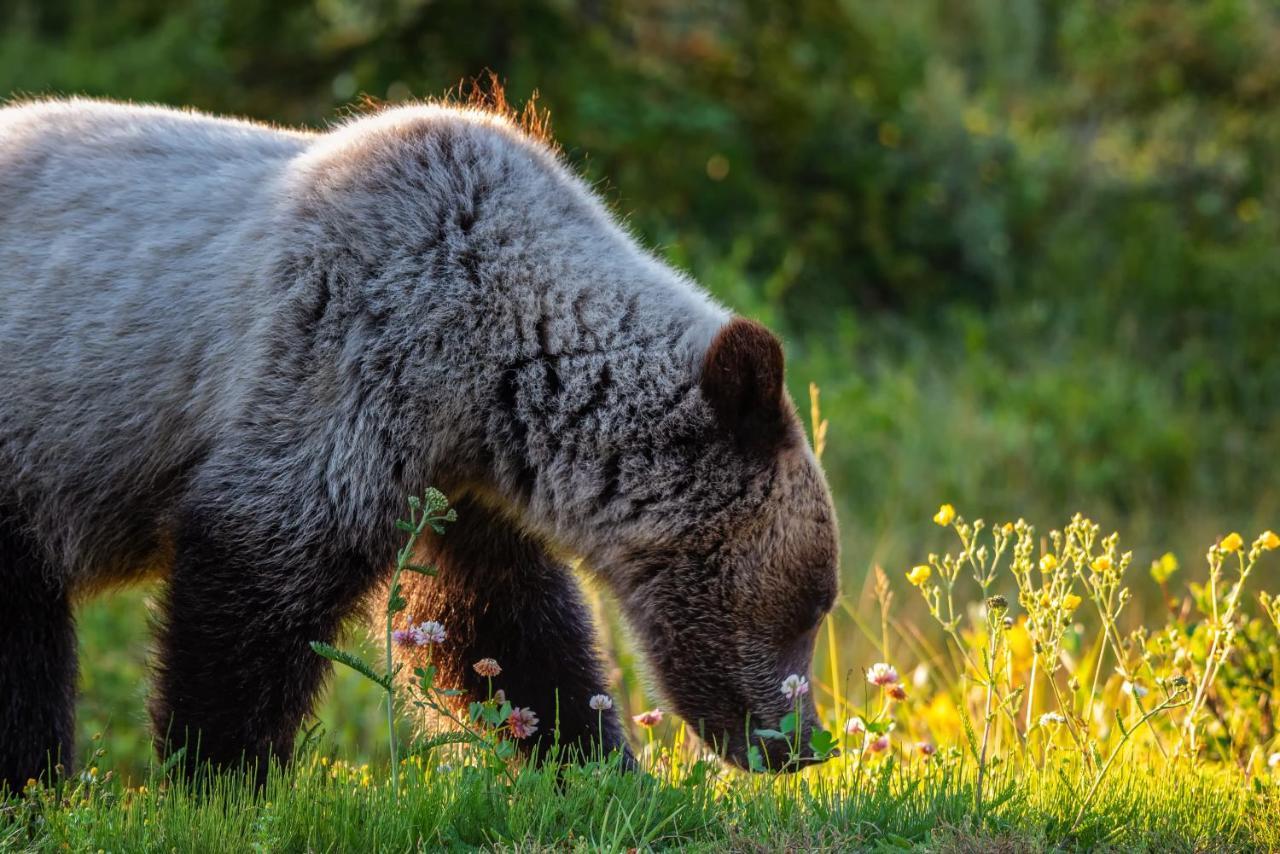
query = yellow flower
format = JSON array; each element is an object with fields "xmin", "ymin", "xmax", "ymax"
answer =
[
  {"xmin": 907, "ymin": 565, "xmax": 932, "ymax": 587},
  {"xmin": 1260, "ymin": 530, "xmax": 1280, "ymax": 551},
  {"xmin": 1001, "ymin": 522, "xmax": 1014, "ymax": 535},
  {"xmin": 934, "ymin": 503, "xmax": 956, "ymax": 526},
  {"xmin": 1062, "ymin": 593, "xmax": 1083, "ymax": 611},
  {"xmin": 1220, "ymin": 532, "xmax": 1243, "ymax": 553},
  {"xmin": 1039, "ymin": 554, "xmax": 1058, "ymax": 572},
  {"xmin": 1150, "ymin": 552, "xmax": 1178, "ymax": 584},
  {"xmin": 1090, "ymin": 555, "xmax": 1112, "ymax": 574}
]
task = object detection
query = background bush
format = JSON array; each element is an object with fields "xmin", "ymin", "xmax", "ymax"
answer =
[{"xmin": 4, "ymin": 0, "xmax": 1278, "ymax": 780}]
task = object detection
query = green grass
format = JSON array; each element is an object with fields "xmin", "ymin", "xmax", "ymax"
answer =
[{"xmin": 4, "ymin": 747, "xmax": 1277, "ymax": 851}]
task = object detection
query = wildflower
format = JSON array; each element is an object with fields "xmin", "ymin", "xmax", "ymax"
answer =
[
  {"xmin": 589, "ymin": 694, "xmax": 613, "ymax": 711},
  {"xmin": 633, "ymin": 709, "xmax": 664, "ymax": 728},
  {"xmin": 933, "ymin": 504, "xmax": 956, "ymax": 526},
  {"xmin": 1261, "ymin": 531, "xmax": 1280, "ymax": 551},
  {"xmin": 472, "ymin": 658, "xmax": 502, "ymax": 677},
  {"xmin": 396, "ymin": 620, "xmax": 447, "ymax": 647},
  {"xmin": 867, "ymin": 734, "xmax": 890, "ymax": 753},
  {"xmin": 416, "ymin": 620, "xmax": 447, "ymax": 645},
  {"xmin": 1039, "ymin": 712, "xmax": 1066, "ymax": 726},
  {"xmin": 1001, "ymin": 522, "xmax": 1014, "ymax": 535},
  {"xmin": 1039, "ymin": 554, "xmax": 1058, "ymax": 572},
  {"xmin": 887, "ymin": 684, "xmax": 908, "ymax": 702},
  {"xmin": 986, "ymin": 594, "xmax": 1008, "ymax": 613},
  {"xmin": 1090, "ymin": 555, "xmax": 1112, "ymax": 574},
  {"xmin": 1150, "ymin": 552, "xmax": 1179, "ymax": 584},
  {"xmin": 907, "ymin": 564, "xmax": 932, "ymax": 587},
  {"xmin": 917, "ymin": 742, "xmax": 936, "ymax": 757},
  {"xmin": 1121, "ymin": 681, "xmax": 1149, "ymax": 699},
  {"xmin": 1269, "ymin": 753, "xmax": 1280, "ymax": 769},
  {"xmin": 844, "ymin": 716, "xmax": 867, "ymax": 736},
  {"xmin": 1062, "ymin": 593, "xmax": 1083, "ymax": 611},
  {"xmin": 866, "ymin": 662, "xmax": 900, "ymax": 687},
  {"xmin": 1220, "ymin": 532, "xmax": 1244, "ymax": 553},
  {"xmin": 780, "ymin": 674, "xmax": 810, "ymax": 700},
  {"xmin": 507, "ymin": 707, "xmax": 539, "ymax": 739}
]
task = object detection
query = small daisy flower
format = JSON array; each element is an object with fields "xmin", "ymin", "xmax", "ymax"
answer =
[
  {"xmin": 917, "ymin": 742, "xmax": 936, "ymax": 757},
  {"xmin": 507, "ymin": 707, "xmax": 539, "ymax": 739},
  {"xmin": 589, "ymin": 694, "xmax": 613, "ymax": 711},
  {"xmin": 844, "ymin": 716, "xmax": 867, "ymax": 736},
  {"xmin": 780, "ymin": 674, "xmax": 810, "ymax": 700},
  {"xmin": 1039, "ymin": 712, "xmax": 1066, "ymax": 726},
  {"xmin": 1121, "ymin": 681, "xmax": 1149, "ymax": 699},
  {"xmin": 866, "ymin": 734, "xmax": 890, "ymax": 753},
  {"xmin": 633, "ymin": 709, "xmax": 664, "ymax": 728},
  {"xmin": 866, "ymin": 662, "xmax": 900, "ymax": 687},
  {"xmin": 472, "ymin": 658, "xmax": 502, "ymax": 677}
]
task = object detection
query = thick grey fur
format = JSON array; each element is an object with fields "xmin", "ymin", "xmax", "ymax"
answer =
[{"xmin": 0, "ymin": 98, "xmax": 838, "ymax": 787}]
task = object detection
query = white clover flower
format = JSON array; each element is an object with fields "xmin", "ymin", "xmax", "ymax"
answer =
[
  {"xmin": 1269, "ymin": 752, "xmax": 1280, "ymax": 770},
  {"xmin": 844, "ymin": 716, "xmax": 867, "ymax": 736},
  {"xmin": 1121, "ymin": 681, "xmax": 1149, "ymax": 699},
  {"xmin": 780, "ymin": 674, "xmax": 810, "ymax": 700},
  {"xmin": 416, "ymin": 620, "xmax": 447, "ymax": 645},
  {"xmin": 866, "ymin": 734, "xmax": 890, "ymax": 753},
  {"xmin": 866, "ymin": 663, "xmax": 900, "ymax": 687},
  {"xmin": 589, "ymin": 694, "xmax": 613, "ymax": 711},
  {"xmin": 1039, "ymin": 712, "xmax": 1067, "ymax": 726}
]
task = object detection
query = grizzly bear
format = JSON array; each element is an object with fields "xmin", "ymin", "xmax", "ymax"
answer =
[{"xmin": 0, "ymin": 97, "xmax": 839, "ymax": 790}]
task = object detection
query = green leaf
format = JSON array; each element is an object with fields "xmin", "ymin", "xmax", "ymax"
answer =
[
  {"xmin": 809, "ymin": 729, "xmax": 838, "ymax": 758},
  {"xmin": 747, "ymin": 746, "xmax": 765, "ymax": 772},
  {"xmin": 779, "ymin": 711, "xmax": 799, "ymax": 735},
  {"xmin": 404, "ymin": 563, "xmax": 437, "ymax": 577},
  {"xmin": 418, "ymin": 664, "xmax": 437, "ymax": 693},
  {"xmin": 310, "ymin": 641, "xmax": 391, "ymax": 690},
  {"xmin": 412, "ymin": 732, "xmax": 472, "ymax": 757},
  {"xmin": 395, "ymin": 519, "xmax": 415, "ymax": 533},
  {"xmin": 752, "ymin": 728, "xmax": 786, "ymax": 742}
]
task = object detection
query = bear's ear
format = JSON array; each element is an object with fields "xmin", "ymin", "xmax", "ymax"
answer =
[{"xmin": 700, "ymin": 317, "xmax": 788, "ymax": 448}]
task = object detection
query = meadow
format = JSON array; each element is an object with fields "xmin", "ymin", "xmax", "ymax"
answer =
[
  {"xmin": 6, "ymin": 477, "xmax": 1280, "ymax": 850},
  {"xmin": 4, "ymin": 0, "xmax": 1280, "ymax": 849}
]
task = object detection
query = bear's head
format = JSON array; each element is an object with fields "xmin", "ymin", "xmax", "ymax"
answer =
[{"xmin": 602, "ymin": 317, "xmax": 840, "ymax": 771}]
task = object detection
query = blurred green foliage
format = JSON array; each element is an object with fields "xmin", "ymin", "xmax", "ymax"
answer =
[{"xmin": 7, "ymin": 0, "xmax": 1280, "ymax": 779}]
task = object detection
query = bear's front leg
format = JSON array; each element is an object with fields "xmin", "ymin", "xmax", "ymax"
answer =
[
  {"xmin": 396, "ymin": 496, "xmax": 630, "ymax": 766},
  {"xmin": 150, "ymin": 507, "xmax": 375, "ymax": 784}
]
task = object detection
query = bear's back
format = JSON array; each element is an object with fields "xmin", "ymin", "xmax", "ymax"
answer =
[{"xmin": 0, "ymin": 100, "xmax": 313, "ymax": 582}]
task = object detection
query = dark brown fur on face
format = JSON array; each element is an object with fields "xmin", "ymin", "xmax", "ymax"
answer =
[{"xmin": 607, "ymin": 319, "xmax": 840, "ymax": 771}]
